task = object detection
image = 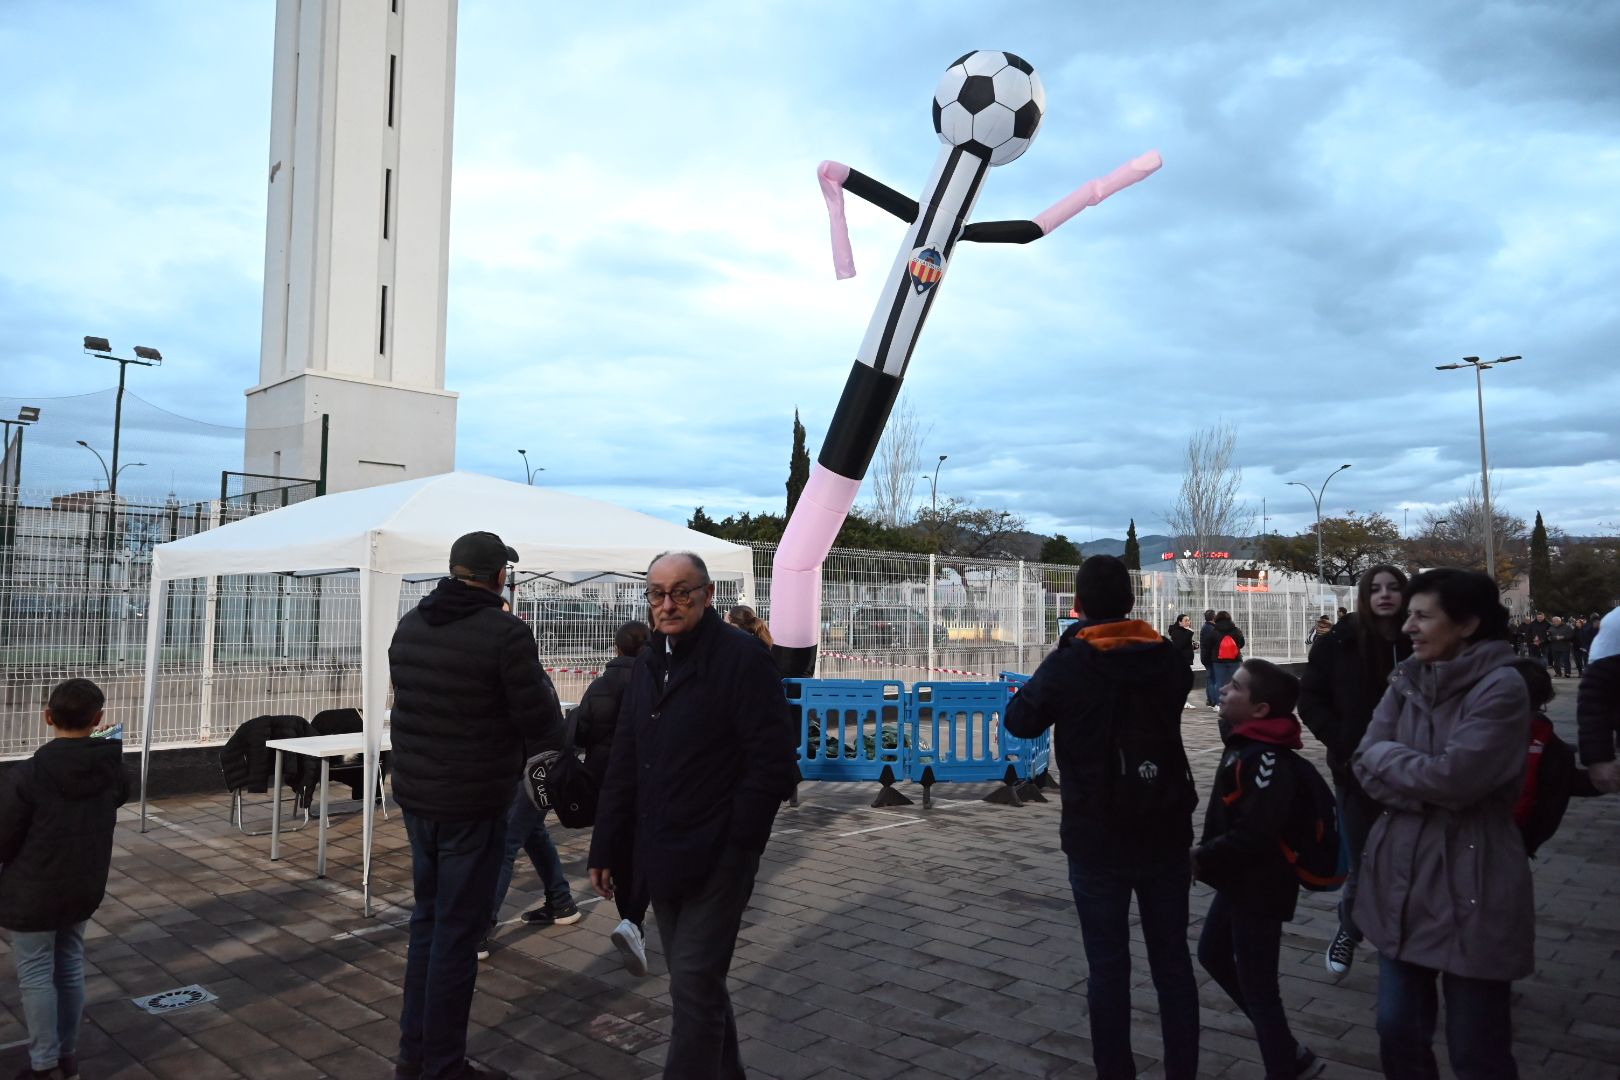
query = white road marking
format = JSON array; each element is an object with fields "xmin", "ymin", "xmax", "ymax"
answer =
[{"xmin": 837, "ymin": 818, "xmax": 928, "ymax": 837}]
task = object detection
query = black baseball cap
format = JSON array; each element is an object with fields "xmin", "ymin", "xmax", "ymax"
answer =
[{"xmin": 449, "ymin": 531, "xmax": 518, "ymax": 580}]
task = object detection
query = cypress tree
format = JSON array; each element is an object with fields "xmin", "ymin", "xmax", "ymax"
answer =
[
  {"xmin": 1123, "ymin": 519, "xmax": 1141, "ymax": 571},
  {"xmin": 1529, "ymin": 511, "xmax": 1550, "ymax": 610},
  {"xmin": 786, "ymin": 409, "xmax": 809, "ymax": 516}
]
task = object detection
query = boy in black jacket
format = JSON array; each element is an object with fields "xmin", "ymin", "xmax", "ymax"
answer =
[
  {"xmin": 0, "ymin": 679, "xmax": 129, "ymax": 1080},
  {"xmin": 1193, "ymin": 660, "xmax": 1323, "ymax": 1080}
]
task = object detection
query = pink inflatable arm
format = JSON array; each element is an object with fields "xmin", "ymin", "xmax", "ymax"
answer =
[
  {"xmin": 1032, "ymin": 150, "xmax": 1162, "ymax": 236},
  {"xmin": 770, "ymin": 465, "xmax": 862, "ymax": 649},
  {"xmin": 818, "ymin": 160, "xmax": 857, "ymax": 280}
]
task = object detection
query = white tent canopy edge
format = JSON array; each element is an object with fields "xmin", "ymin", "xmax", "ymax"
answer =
[{"xmin": 136, "ymin": 471, "xmax": 755, "ymax": 914}]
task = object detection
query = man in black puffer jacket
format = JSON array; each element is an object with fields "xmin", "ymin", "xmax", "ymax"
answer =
[
  {"xmin": 388, "ymin": 532, "xmax": 564, "ymax": 1080},
  {"xmin": 0, "ymin": 678, "xmax": 128, "ymax": 1080},
  {"xmin": 588, "ymin": 553, "xmax": 796, "ymax": 1079}
]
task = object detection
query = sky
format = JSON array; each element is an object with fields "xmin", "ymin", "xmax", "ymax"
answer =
[{"xmin": 2, "ymin": 0, "xmax": 1618, "ymax": 539}]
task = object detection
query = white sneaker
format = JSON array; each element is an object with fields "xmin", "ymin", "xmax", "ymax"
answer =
[{"xmin": 610, "ymin": 918, "xmax": 648, "ymax": 977}]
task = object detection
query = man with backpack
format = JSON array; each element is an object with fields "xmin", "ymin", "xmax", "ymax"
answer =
[
  {"xmin": 1193, "ymin": 659, "xmax": 1327, "ymax": 1079},
  {"xmin": 1199, "ymin": 609, "xmax": 1221, "ymax": 706},
  {"xmin": 1007, "ymin": 555, "xmax": 1200, "ymax": 1080},
  {"xmin": 1208, "ymin": 611, "xmax": 1246, "ymax": 708}
]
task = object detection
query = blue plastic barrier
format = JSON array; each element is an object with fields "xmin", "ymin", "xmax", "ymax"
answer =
[
  {"xmin": 906, "ymin": 681, "xmax": 1016, "ymax": 785},
  {"xmin": 998, "ymin": 671, "xmax": 1051, "ymax": 781},
  {"xmin": 783, "ymin": 678, "xmax": 908, "ymax": 783}
]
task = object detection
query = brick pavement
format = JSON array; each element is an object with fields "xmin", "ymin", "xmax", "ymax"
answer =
[{"xmin": 0, "ymin": 685, "xmax": 1615, "ymax": 1079}]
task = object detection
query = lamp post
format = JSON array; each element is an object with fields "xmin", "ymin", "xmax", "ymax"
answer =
[
  {"xmin": 1435, "ymin": 355, "xmax": 1520, "ymax": 582},
  {"xmin": 1287, "ymin": 464, "xmax": 1352, "ymax": 583},
  {"xmin": 921, "ymin": 453, "xmax": 948, "ymax": 515},
  {"xmin": 0, "ymin": 406, "xmax": 41, "ymax": 489},
  {"xmin": 83, "ymin": 337, "xmax": 162, "ymax": 504},
  {"xmin": 76, "ymin": 441, "xmax": 146, "ymax": 491},
  {"xmin": 517, "ymin": 449, "xmax": 545, "ymax": 485}
]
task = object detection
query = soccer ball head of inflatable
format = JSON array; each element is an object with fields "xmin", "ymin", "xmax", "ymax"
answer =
[{"xmin": 932, "ymin": 50, "xmax": 1045, "ymax": 167}]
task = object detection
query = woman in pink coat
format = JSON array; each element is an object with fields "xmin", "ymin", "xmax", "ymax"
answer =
[{"xmin": 1353, "ymin": 568, "xmax": 1532, "ymax": 1080}]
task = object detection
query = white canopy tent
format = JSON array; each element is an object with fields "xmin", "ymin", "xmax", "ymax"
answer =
[{"xmin": 136, "ymin": 471, "xmax": 755, "ymax": 912}]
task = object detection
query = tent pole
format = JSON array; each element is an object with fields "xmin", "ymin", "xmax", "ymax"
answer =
[{"xmin": 138, "ymin": 576, "xmax": 169, "ymax": 833}]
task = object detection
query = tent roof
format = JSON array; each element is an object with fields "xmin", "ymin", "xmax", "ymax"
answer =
[{"xmin": 150, "ymin": 471, "xmax": 754, "ymax": 584}]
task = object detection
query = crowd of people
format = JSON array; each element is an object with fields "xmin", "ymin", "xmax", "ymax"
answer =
[{"xmin": 1, "ymin": 534, "xmax": 1617, "ymax": 1079}]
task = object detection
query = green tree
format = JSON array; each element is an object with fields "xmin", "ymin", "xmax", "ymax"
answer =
[
  {"xmin": 1543, "ymin": 540, "xmax": 1620, "ymax": 615},
  {"xmin": 1257, "ymin": 531, "xmax": 1321, "ymax": 578},
  {"xmin": 1040, "ymin": 534, "xmax": 1082, "ymax": 565},
  {"xmin": 688, "ymin": 506, "xmax": 719, "ymax": 535},
  {"xmin": 1529, "ymin": 511, "xmax": 1550, "ymax": 610},
  {"xmin": 786, "ymin": 409, "xmax": 809, "ymax": 517},
  {"xmin": 1318, "ymin": 511, "xmax": 1402, "ymax": 584},
  {"xmin": 1123, "ymin": 520, "xmax": 1141, "ymax": 570}
]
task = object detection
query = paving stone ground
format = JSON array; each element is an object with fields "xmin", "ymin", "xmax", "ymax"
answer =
[{"xmin": 0, "ymin": 684, "xmax": 1615, "ymax": 1079}]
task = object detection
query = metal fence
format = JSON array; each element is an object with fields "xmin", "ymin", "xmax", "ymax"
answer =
[{"xmin": 0, "ymin": 487, "xmax": 1356, "ymax": 758}]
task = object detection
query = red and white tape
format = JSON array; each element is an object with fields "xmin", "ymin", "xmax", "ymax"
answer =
[
  {"xmin": 820, "ymin": 651, "xmax": 997, "ymax": 679},
  {"xmin": 544, "ymin": 666, "xmax": 602, "ymax": 677}
]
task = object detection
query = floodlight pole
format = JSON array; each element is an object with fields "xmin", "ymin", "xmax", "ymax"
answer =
[
  {"xmin": 1436, "ymin": 355, "xmax": 1521, "ymax": 582},
  {"xmin": 1287, "ymin": 463, "xmax": 1352, "ymax": 584},
  {"xmin": 83, "ymin": 338, "xmax": 162, "ymax": 504}
]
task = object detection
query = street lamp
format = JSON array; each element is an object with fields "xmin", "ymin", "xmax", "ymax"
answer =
[
  {"xmin": 517, "ymin": 449, "xmax": 545, "ymax": 485},
  {"xmin": 921, "ymin": 453, "xmax": 948, "ymax": 515},
  {"xmin": 1287, "ymin": 464, "xmax": 1352, "ymax": 583},
  {"xmin": 76, "ymin": 441, "xmax": 145, "ymax": 490},
  {"xmin": 83, "ymin": 337, "xmax": 162, "ymax": 503},
  {"xmin": 1435, "ymin": 354, "xmax": 1520, "ymax": 582},
  {"xmin": 0, "ymin": 406, "xmax": 41, "ymax": 488}
]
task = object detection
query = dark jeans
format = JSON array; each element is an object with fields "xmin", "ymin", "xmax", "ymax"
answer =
[
  {"xmin": 1197, "ymin": 892, "xmax": 1299, "ymax": 1079},
  {"xmin": 399, "ymin": 810, "xmax": 508, "ymax": 1080},
  {"xmin": 1203, "ymin": 665, "xmax": 1218, "ymax": 705},
  {"xmin": 1067, "ymin": 854, "xmax": 1199, "ymax": 1080},
  {"xmin": 490, "ymin": 782, "xmax": 571, "ymax": 925},
  {"xmin": 1333, "ymin": 770, "xmax": 1379, "ymax": 942},
  {"xmin": 1376, "ymin": 953, "xmax": 1517, "ymax": 1079},
  {"xmin": 1210, "ymin": 661, "xmax": 1240, "ymax": 703},
  {"xmin": 1548, "ymin": 648, "xmax": 1572, "ymax": 676},
  {"xmin": 654, "ymin": 847, "xmax": 761, "ymax": 1079},
  {"xmin": 1575, "ymin": 648, "xmax": 1588, "ymax": 676}
]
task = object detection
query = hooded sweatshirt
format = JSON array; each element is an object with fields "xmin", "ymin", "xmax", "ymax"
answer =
[
  {"xmin": 1195, "ymin": 714, "xmax": 1303, "ymax": 921},
  {"xmin": 0, "ymin": 736, "xmax": 129, "ymax": 931},
  {"xmin": 1006, "ymin": 618, "xmax": 1196, "ymax": 864}
]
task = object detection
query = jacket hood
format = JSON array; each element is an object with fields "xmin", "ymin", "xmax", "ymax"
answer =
[
  {"xmin": 417, "ymin": 577, "xmax": 506, "ymax": 626},
  {"xmin": 1066, "ymin": 618, "xmax": 1176, "ymax": 685},
  {"xmin": 1213, "ymin": 617, "xmax": 1238, "ymax": 632},
  {"xmin": 1399, "ymin": 638, "xmax": 1518, "ymax": 703},
  {"xmin": 34, "ymin": 737, "xmax": 125, "ymax": 800},
  {"xmin": 1230, "ymin": 713, "xmax": 1303, "ymax": 749}
]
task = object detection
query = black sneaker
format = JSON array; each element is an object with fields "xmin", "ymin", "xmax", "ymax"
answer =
[
  {"xmin": 475, "ymin": 935, "xmax": 492, "ymax": 961},
  {"xmin": 521, "ymin": 898, "xmax": 582, "ymax": 927},
  {"xmin": 1295, "ymin": 1046, "xmax": 1326, "ymax": 1078},
  {"xmin": 58, "ymin": 1058, "xmax": 78, "ymax": 1080},
  {"xmin": 452, "ymin": 1061, "xmax": 510, "ymax": 1080},
  {"xmin": 1325, "ymin": 926, "xmax": 1356, "ymax": 978}
]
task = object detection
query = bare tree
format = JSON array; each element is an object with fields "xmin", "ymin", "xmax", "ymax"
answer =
[
  {"xmin": 1410, "ymin": 477, "xmax": 1527, "ymax": 587},
  {"xmin": 1163, "ymin": 422, "xmax": 1256, "ymax": 606},
  {"xmin": 866, "ymin": 397, "xmax": 931, "ymax": 527}
]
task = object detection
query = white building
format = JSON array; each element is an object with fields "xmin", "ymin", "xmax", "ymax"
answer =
[{"xmin": 244, "ymin": 0, "xmax": 460, "ymax": 492}]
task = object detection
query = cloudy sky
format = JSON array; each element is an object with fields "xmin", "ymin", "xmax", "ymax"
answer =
[{"xmin": 3, "ymin": 0, "xmax": 1617, "ymax": 538}]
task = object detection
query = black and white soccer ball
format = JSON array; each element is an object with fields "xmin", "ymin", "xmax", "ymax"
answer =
[{"xmin": 932, "ymin": 50, "xmax": 1045, "ymax": 167}]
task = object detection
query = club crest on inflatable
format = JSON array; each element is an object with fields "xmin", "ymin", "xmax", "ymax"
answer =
[{"xmin": 771, "ymin": 52, "xmax": 1162, "ymax": 678}]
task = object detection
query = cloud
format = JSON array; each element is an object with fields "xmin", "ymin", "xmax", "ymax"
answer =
[{"xmin": 2, "ymin": 0, "xmax": 1617, "ymax": 541}]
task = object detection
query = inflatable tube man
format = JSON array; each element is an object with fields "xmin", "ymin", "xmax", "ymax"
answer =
[{"xmin": 770, "ymin": 50, "xmax": 1162, "ymax": 678}]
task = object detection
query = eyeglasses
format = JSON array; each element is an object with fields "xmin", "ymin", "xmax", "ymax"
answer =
[{"xmin": 644, "ymin": 583, "xmax": 711, "ymax": 606}]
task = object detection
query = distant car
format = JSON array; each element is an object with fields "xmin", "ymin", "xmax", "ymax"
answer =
[
  {"xmin": 849, "ymin": 605, "xmax": 948, "ymax": 650},
  {"xmin": 519, "ymin": 597, "xmax": 618, "ymax": 654}
]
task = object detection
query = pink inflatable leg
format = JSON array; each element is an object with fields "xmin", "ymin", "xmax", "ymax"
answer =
[{"xmin": 771, "ymin": 465, "xmax": 862, "ymax": 653}]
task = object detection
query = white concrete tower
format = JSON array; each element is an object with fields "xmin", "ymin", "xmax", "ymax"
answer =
[{"xmin": 245, "ymin": 0, "xmax": 459, "ymax": 492}]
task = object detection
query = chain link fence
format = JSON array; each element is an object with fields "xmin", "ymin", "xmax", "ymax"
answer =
[{"xmin": 0, "ymin": 488, "xmax": 1356, "ymax": 759}]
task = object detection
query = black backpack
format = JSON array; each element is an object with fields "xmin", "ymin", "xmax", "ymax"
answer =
[
  {"xmin": 1278, "ymin": 750, "xmax": 1346, "ymax": 891},
  {"xmin": 522, "ymin": 711, "xmax": 598, "ymax": 829},
  {"xmin": 1098, "ymin": 678, "xmax": 1198, "ymax": 825}
]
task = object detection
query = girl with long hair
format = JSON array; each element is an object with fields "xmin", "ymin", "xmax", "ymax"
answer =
[{"xmin": 1298, "ymin": 563, "xmax": 1410, "ymax": 980}]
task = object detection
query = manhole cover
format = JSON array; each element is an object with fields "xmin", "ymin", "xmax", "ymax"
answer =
[{"xmin": 131, "ymin": 984, "xmax": 218, "ymax": 1015}]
